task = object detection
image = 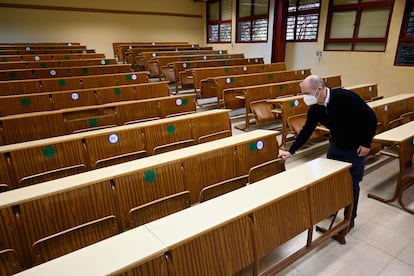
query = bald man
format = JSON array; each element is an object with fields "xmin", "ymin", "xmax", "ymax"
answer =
[{"xmin": 279, "ymin": 75, "xmax": 377, "ymax": 230}]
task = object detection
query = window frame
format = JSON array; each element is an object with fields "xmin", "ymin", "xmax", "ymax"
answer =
[
  {"xmin": 206, "ymin": 0, "xmax": 232, "ymax": 44},
  {"xmin": 395, "ymin": 0, "xmax": 414, "ymax": 66},
  {"xmin": 286, "ymin": 0, "xmax": 321, "ymax": 42},
  {"xmin": 324, "ymin": 0, "xmax": 394, "ymax": 52},
  {"xmin": 236, "ymin": 0, "xmax": 270, "ymax": 43}
]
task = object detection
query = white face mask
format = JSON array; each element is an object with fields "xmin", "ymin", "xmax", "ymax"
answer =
[{"xmin": 303, "ymin": 94, "xmax": 318, "ymax": 106}]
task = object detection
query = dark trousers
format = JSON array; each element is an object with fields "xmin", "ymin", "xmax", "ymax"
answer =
[{"xmin": 327, "ymin": 142, "xmax": 366, "ymax": 221}]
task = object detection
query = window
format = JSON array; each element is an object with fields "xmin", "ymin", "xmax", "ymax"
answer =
[
  {"xmin": 395, "ymin": 0, "xmax": 414, "ymax": 65},
  {"xmin": 286, "ymin": 0, "xmax": 321, "ymax": 41},
  {"xmin": 236, "ymin": 0, "xmax": 270, "ymax": 42},
  {"xmin": 207, "ymin": 0, "xmax": 232, "ymax": 43},
  {"xmin": 324, "ymin": 0, "xmax": 394, "ymax": 52}
]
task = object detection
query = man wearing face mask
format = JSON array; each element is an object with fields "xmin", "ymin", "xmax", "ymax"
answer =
[{"xmin": 279, "ymin": 74, "xmax": 377, "ymax": 230}]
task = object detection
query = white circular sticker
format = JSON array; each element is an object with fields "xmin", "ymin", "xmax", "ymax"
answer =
[
  {"xmin": 101, "ymin": 59, "xmax": 106, "ymax": 65},
  {"xmin": 82, "ymin": 50, "xmax": 87, "ymax": 54},
  {"xmin": 25, "ymin": 46, "xmax": 31, "ymax": 51},
  {"xmin": 226, "ymin": 78, "xmax": 231, "ymax": 84},
  {"xmin": 34, "ymin": 56, "xmax": 40, "ymax": 61},
  {"xmin": 175, "ymin": 48, "xmax": 178, "ymax": 52},
  {"xmin": 71, "ymin": 92, "xmax": 79, "ymax": 100},
  {"xmin": 152, "ymin": 42, "xmax": 156, "ymax": 45},
  {"xmin": 50, "ymin": 69, "xmax": 56, "ymax": 76},
  {"xmin": 131, "ymin": 74, "xmax": 137, "ymax": 80},
  {"xmin": 384, "ymin": 105, "xmax": 388, "ymax": 111},
  {"xmin": 219, "ymin": 50, "xmax": 223, "ymax": 54},
  {"xmin": 203, "ymin": 56, "xmax": 207, "ymax": 60},
  {"xmin": 369, "ymin": 86, "xmax": 373, "ymax": 91},
  {"xmin": 152, "ymin": 53, "xmax": 156, "ymax": 57},
  {"xmin": 183, "ymin": 63, "xmax": 187, "ymax": 68},
  {"xmin": 68, "ymin": 43, "xmax": 72, "ymax": 46},
  {"xmin": 176, "ymin": 98, "xmax": 182, "ymax": 106},
  {"xmin": 256, "ymin": 140, "xmax": 264, "ymax": 150},
  {"xmin": 192, "ymin": 44, "xmax": 195, "ymax": 48},
  {"xmin": 243, "ymin": 66, "xmax": 248, "ymax": 71},
  {"xmin": 294, "ymin": 100, "xmax": 299, "ymax": 106},
  {"xmin": 108, "ymin": 133, "xmax": 119, "ymax": 144},
  {"xmin": 128, "ymin": 45, "xmax": 132, "ymax": 49},
  {"xmin": 301, "ymin": 70, "xmax": 305, "ymax": 75},
  {"xmin": 255, "ymin": 58, "xmax": 259, "ymax": 63}
]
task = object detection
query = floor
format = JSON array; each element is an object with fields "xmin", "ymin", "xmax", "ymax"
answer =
[
  {"xmin": 230, "ymin": 115, "xmax": 414, "ymax": 276},
  {"xmin": 188, "ymin": 89, "xmax": 414, "ymax": 275}
]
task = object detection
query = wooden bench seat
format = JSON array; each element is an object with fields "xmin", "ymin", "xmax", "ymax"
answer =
[
  {"xmin": 0, "ymin": 53, "xmax": 105, "ymax": 62},
  {"xmin": 0, "ymin": 58, "xmax": 117, "ymax": 70},
  {"xmin": 0, "ymin": 109, "xmax": 230, "ymax": 189},
  {"xmin": 0, "ymin": 64, "xmax": 132, "ymax": 81},
  {"xmin": 150, "ymin": 53, "xmax": 245, "ymax": 79},
  {"xmin": 0, "ymin": 48, "xmax": 95, "ymax": 56},
  {"xmin": 0, "ymin": 72, "xmax": 149, "ymax": 96},
  {"xmin": 0, "ymin": 93, "xmax": 196, "ymax": 145}
]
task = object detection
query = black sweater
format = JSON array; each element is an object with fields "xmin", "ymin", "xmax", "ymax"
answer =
[{"xmin": 289, "ymin": 88, "xmax": 378, "ymax": 154}]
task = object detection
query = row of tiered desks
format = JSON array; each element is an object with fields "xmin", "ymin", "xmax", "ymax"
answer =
[{"xmin": 12, "ymin": 155, "xmax": 353, "ymax": 276}]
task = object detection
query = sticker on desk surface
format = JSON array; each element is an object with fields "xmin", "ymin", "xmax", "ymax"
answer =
[
  {"xmin": 25, "ymin": 46, "xmax": 31, "ymax": 51},
  {"xmin": 34, "ymin": 56, "xmax": 40, "ymax": 61},
  {"xmin": 20, "ymin": 98, "xmax": 30, "ymax": 106},
  {"xmin": 71, "ymin": 92, "xmax": 79, "ymax": 100},
  {"xmin": 192, "ymin": 44, "xmax": 195, "ymax": 48},
  {"xmin": 50, "ymin": 69, "xmax": 56, "ymax": 76},
  {"xmin": 82, "ymin": 68, "xmax": 89, "ymax": 74},
  {"xmin": 152, "ymin": 53, "xmax": 156, "ymax": 57},
  {"xmin": 128, "ymin": 45, "xmax": 133, "ymax": 49},
  {"xmin": 40, "ymin": 62, "xmax": 46, "ymax": 68},
  {"xmin": 108, "ymin": 133, "xmax": 119, "ymax": 144},
  {"xmin": 203, "ymin": 56, "xmax": 207, "ymax": 60},
  {"xmin": 64, "ymin": 56, "xmax": 70, "ymax": 60},
  {"xmin": 88, "ymin": 118, "xmax": 98, "ymax": 127},
  {"xmin": 269, "ymin": 74, "xmax": 273, "ymax": 79},
  {"xmin": 100, "ymin": 59, "xmax": 106, "ymax": 65},
  {"xmin": 176, "ymin": 98, "xmax": 182, "ymax": 106},
  {"xmin": 82, "ymin": 50, "xmax": 87, "ymax": 54},
  {"xmin": 256, "ymin": 140, "xmax": 264, "ymax": 150},
  {"xmin": 249, "ymin": 141, "xmax": 264, "ymax": 151},
  {"xmin": 294, "ymin": 100, "xmax": 299, "ymax": 106},
  {"xmin": 43, "ymin": 146, "xmax": 56, "ymax": 158},
  {"xmin": 384, "ymin": 105, "xmax": 388, "ymax": 111},
  {"xmin": 226, "ymin": 77, "xmax": 235, "ymax": 84},
  {"xmin": 58, "ymin": 79, "xmax": 66, "ymax": 86},
  {"xmin": 243, "ymin": 66, "xmax": 248, "ymax": 71},
  {"xmin": 255, "ymin": 58, "xmax": 259, "ymax": 63},
  {"xmin": 152, "ymin": 42, "xmax": 156, "ymax": 45},
  {"xmin": 67, "ymin": 43, "xmax": 72, "ymax": 46},
  {"xmin": 182, "ymin": 63, "xmax": 187, "ymax": 68},
  {"xmin": 369, "ymin": 86, "xmax": 374, "ymax": 92},
  {"xmin": 9, "ymin": 72, "xmax": 17, "ymax": 78},
  {"xmin": 219, "ymin": 50, "xmax": 223, "ymax": 54},
  {"xmin": 175, "ymin": 48, "xmax": 179, "ymax": 52},
  {"xmin": 114, "ymin": 88, "xmax": 121, "ymax": 95},
  {"xmin": 167, "ymin": 125, "xmax": 176, "ymax": 134}
]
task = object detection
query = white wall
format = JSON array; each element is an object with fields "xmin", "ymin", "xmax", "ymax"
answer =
[{"xmin": 0, "ymin": 0, "xmax": 206, "ymax": 58}]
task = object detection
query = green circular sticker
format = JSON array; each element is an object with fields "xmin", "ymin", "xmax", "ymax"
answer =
[
  {"xmin": 2, "ymin": 57, "xmax": 8, "ymax": 62},
  {"xmin": 261, "ymin": 65, "xmax": 265, "ymax": 70},
  {"xmin": 279, "ymin": 85, "xmax": 284, "ymax": 90},
  {"xmin": 20, "ymin": 98, "xmax": 30, "ymax": 106},
  {"xmin": 114, "ymin": 88, "xmax": 121, "ymax": 95},
  {"xmin": 40, "ymin": 62, "xmax": 47, "ymax": 68},
  {"xmin": 9, "ymin": 72, "xmax": 17, "ymax": 78},
  {"xmin": 64, "ymin": 56, "xmax": 70, "ymax": 60},
  {"xmin": 182, "ymin": 98, "xmax": 188, "ymax": 105},
  {"xmin": 104, "ymin": 59, "xmax": 110, "ymax": 65},
  {"xmin": 290, "ymin": 101, "xmax": 295, "ymax": 108},
  {"xmin": 58, "ymin": 79, "xmax": 66, "ymax": 86},
  {"xmin": 224, "ymin": 68, "xmax": 229, "ymax": 73},
  {"xmin": 167, "ymin": 125, "xmax": 176, "ymax": 134},
  {"xmin": 88, "ymin": 118, "xmax": 98, "ymax": 127},
  {"xmin": 82, "ymin": 68, "xmax": 88, "ymax": 74},
  {"xmin": 43, "ymin": 146, "xmax": 56, "ymax": 158},
  {"xmin": 249, "ymin": 142, "xmax": 257, "ymax": 152},
  {"xmin": 400, "ymin": 101, "xmax": 404, "ymax": 107},
  {"xmin": 269, "ymin": 74, "xmax": 273, "ymax": 79},
  {"xmin": 144, "ymin": 170, "xmax": 156, "ymax": 183}
]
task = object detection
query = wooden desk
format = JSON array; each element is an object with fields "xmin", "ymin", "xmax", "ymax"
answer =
[
  {"xmin": 15, "ymin": 226, "xmax": 167, "ymax": 276},
  {"xmin": 369, "ymin": 120, "xmax": 414, "ymax": 213},
  {"xmin": 15, "ymin": 158, "xmax": 352, "ymax": 276}
]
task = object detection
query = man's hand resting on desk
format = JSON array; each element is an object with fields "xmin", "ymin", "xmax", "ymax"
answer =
[{"xmin": 278, "ymin": 150, "xmax": 292, "ymax": 159}]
